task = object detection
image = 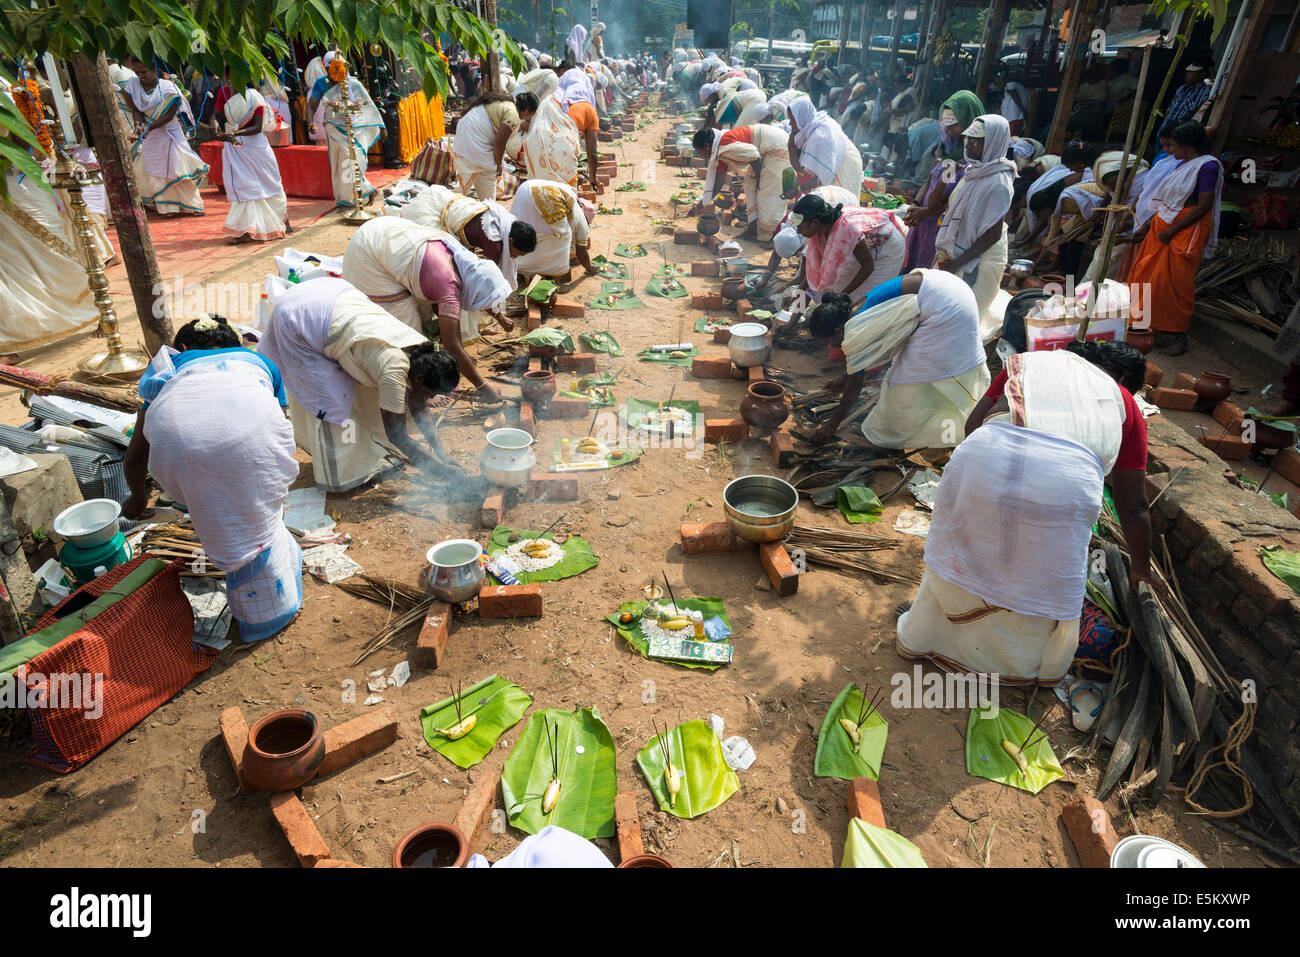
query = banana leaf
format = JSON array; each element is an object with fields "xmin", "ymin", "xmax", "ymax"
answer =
[
  {"xmin": 635, "ymin": 719, "xmax": 739, "ymax": 819},
  {"xmin": 579, "ymin": 330, "xmax": 622, "ymax": 355},
  {"xmin": 814, "ymin": 682, "xmax": 889, "ymax": 780},
  {"xmin": 419, "ymin": 674, "xmax": 533, "ymax": 768},
  {"xmin": 558, "ymin": 388, "xmax": 617, "ymax": 409},
  {"xmin": 550, "ymin": 437, "xmax": 643, "ymax": 468},
  {"xmin": 526, "ymin": 279, "xmax": 557, "ymax": 302},
  {"xmin": 1260, "ymin": 545, "xmax": 1300, "ymax": 594},
  {"xmin": 636, "ymin": 344, "xmax": 699, "ymax": 366},
  {"xmin": 966, "ymin": 704, "xmax": 1063, "ymax": 794},
  {"xmin": 653, "ymin": 263, "xmax": 691, "ymax": 278},
  {"xmin": 518, "ymin": 328, "xmax": 574, "ymax": 351},
  {"xmin": 487, "ymin": 527, "xmax": 600, "ymax": 583},
  {"xmin": 573, "ymin": 372, "xmax": 616, "ymax": 386},
  {"xmin": 589, "ymin": 280, "xmax": 643, "ymax": 310},
  {"xmin": 841, "ymin": 819, "xmax": 927, "ymax": 868},
  {"xmin": 606, "ymin": 598, "xmax": 730, "ymax": 671},
  {"xmin": 837, "ymin": 486, "xmax": 884, "ymax": 523},
  {"xmin": 1245, "ymin": 407, "xmax": 1299, "ymax": 433},
  {"xmin": 623, "ymin": 398, "xmax": 700, "ymax": 436},
  {"xmin": 614, "ymin": 241, "xmax": 649, "ymax": 256},
  {"xmin": 646, "ymin": 274, "xmax": 690, "ymax": 299},
  {"xmin": 501, "ymin": 707, "xmax": 617, "ymax": 839},
  {"xmin": 590, "ymin": 255, "xmax": 630, "ymax": 279},
  {"xmin": 695, "ymin": 316, "xmax": 732, "ymax": 333}
]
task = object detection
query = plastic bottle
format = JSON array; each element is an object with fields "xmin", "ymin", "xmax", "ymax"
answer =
[
  {"xmin": 692, "ymin": 610, "xmax": 704, "ymax": 639},
  {"xmin": 560, "ymin": 439, "xmax": 571, "ymax": 463}
]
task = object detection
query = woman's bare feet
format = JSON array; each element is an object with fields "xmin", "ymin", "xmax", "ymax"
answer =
[
  {"xmin": 1160, "ymin": 333, "xmax": 1188, "ymax": 356},
  {"xmin": 225, "ymin": 234, "xmax": 255, "ymax": 245}
]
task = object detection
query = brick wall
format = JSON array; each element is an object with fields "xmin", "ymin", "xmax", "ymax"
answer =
[{"xmin": 1142, "ymin": 416, "xmax": 1300, "ymax": 813}]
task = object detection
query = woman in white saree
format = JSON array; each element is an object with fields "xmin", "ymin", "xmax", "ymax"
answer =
[
  {"xmin": 306, "ymin": 54, "xmax": 384, "ymax": 206},
  {"xmin": 213, "ymin": 84, "xmax": 289, "ymax": 243},
  {"xmin": 788, "ymin": 97, "xmax": 863, "ymax": 194},
  {"xmin": 120, "ymin": 59, "xmax": 208, "ymax": 215},
  {"xmin": 512, "ymin": 70, "xmax": 581, "ymax": 187}
]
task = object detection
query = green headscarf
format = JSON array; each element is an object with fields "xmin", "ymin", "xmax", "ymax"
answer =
[{"xmin": 938, "ymin": 90, "xmax": 984, "ymax": 160}]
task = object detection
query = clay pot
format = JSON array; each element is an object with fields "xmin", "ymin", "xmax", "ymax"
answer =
[
  {"xmin": 1127, "ymin": 329, "xmax": 1155, "ymax": 354},
  {"xmin": 391, "ymin": 822, "xmax": 469, "ymax": 868},
  {"xmin": 1040, "ymin": 273, "xmax": 1066, "ymax": 289},
  {"xmin": 1253, "ymin": 421, "xmax": 1294, "ymax": 451},
  {"xmin": 617, "ymin": 853, "xmax": 673, "ymax": 868},
  {"xmin": 720, "ymin": 276, "xmax": 746, "ymax": 300},
  {"xmin": 242, "ymin": 709, "xmax": 326, "ymax": 793},
  {"xmin": 697, "ymin": 213, "xmax": 721, "ymax": 236},
  {"xmin": 740, "ymin": 380, "xmax": 790, "ymax": 431},
  {"xmin": 1193, "ymin": 372, "xmax": 1232, "ymax": 404},
  {"xmin": 521, "ymin": 369, "xmax": 557, "ymax": 406}
]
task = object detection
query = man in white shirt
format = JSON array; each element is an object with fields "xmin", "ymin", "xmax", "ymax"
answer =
[{"xmin": 999, "ymin": 73, "xmax": 1030, "ymax": 137}]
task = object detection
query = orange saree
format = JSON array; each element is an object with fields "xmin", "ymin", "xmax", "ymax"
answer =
[{"xmin": 1127, "ymin": 204, "xmax": 1212, "ymax": 333}]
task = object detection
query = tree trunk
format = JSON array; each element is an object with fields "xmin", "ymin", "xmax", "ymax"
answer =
[
  {"xmin": 68, "ymin": 53, "xmax": 172, "ymax": 356},
  {"xmin": 976, "ymin": 0, "xmax": 1011, "ymax": 102},
  {"xmin": 482, "ymin": 0, "xmax": 500, "ymax": 92}
]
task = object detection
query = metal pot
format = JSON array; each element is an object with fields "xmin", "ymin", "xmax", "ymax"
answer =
[
  {"xmin": 53, "ymin": 498, "xmax": 121, "ymax": 547},
  {"xmin": 720, "ymin": 256, "xmax": 749, "ymax": 276},
  {"xmin": 723, "ymin": 474, "xmax": 798, "ymax": 543},
  {"xmin": 728, "ymin": 322, "xmax": 771, "ymax": 368},
  {"xmin": 1008, "ymin": 259, "xmax": 1034, "ymax": 278},
  {"xmin": 480, "ymin": 428, "xmax": 537, "ymax": 488},
  {"xmin": 426, "ymin": 538, "xmax": 486, "ymax": 603}
]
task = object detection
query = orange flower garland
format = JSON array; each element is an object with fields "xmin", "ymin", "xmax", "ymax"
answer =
[
  {"xmin": 327, "ymin": 57, "xmax": 348, "ymax": 84},
  {"xmin": 10, "ymin": 77, "xmax": 52, "ymax": 156}
]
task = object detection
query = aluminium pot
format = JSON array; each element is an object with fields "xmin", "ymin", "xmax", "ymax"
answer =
[
  {"xmin": 426, "ymin": 539, "xmax": 486, "ymax": 603},
  {"xmin": 727, "ymin": 322, "xmax": 771, "ymax": 368},
  {"xmin": 723, "ymin": 474, "xmax": 799, "ymax": 543},
  {"xmin": 242, "ymin": 709, "xmax": 326, "ymax": 793},
  {"xmin": 480, "ymin": 428, "xmax": 537, "ymax": 488}
]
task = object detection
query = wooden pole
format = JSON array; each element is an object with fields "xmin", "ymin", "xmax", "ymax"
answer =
[
  {"xmin": 1205, "ymin": 0, "xmax": 1276, "ymax": 152},
  {"xmin": 838, "ymin": 0, "xmax": 850, "ymax": 65},
  {"xmin": 976, "ymin": 0, "xmax": 1011, "ymax": 102},
  {"xmin": 918, "ymin": 0, "xmax": 949, "ymax": 110},
  {"xmin": 1045, "ymin": 0, "xmax": 1101, "ymax": 153},
  {"xmin": 483, "ymin": 0, "xmax": 500, "ymax": 92},
  {"xmin": 69, "ymin": 53, "xmax": 171, "ymax": 355},
  {"xmin": 887, "ymin": 0, "xmax": 906, "ymax": 68}
]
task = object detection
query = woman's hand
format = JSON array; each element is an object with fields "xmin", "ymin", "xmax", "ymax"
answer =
[
  {"xmin": 476, "ymin": 382, "xmax": 502, "ymax": 404},
  {"xmin": 122, "ymin": 493, "xmax": 152, "ymax": 521},
  {"xmin": 493, "ymin": 312, "xmax": 514, "ymax": 333},
  {"xmin": 811, "ymin": 424, "xmax": 836, "ymax": 445},
  {"xmin": 825, "ymin": 374, "xmax": 847, "ymax": 391},
  {"xmin": 753, "ymin": 270, "xmax": 774, "ymax": 291},
  {"xmin": 1157, "ymin": 227, "xmax": 1176, "ymax": 243}
]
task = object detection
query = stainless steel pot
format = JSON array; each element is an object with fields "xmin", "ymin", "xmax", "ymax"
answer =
[{"xmin": 723, "ymin": 475, "xmax": 798, "ymax": 543}]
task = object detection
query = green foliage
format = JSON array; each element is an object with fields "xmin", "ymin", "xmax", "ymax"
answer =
[
  {"xmin": 0, "ymin": 65, "xmax": 47, "ymax": 201},
  {"xmin": 1149, "ymin": 0, "xmax": 1231, "ymax": 40}
]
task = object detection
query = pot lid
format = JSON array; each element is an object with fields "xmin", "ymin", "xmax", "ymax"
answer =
[
  {"xmin": 1110, "ymin": 835, "xmax": 1204, "ymax": 868},
  {"xmin": 729, "ymin": 322, "xmax": 768, "ymax": 338}
]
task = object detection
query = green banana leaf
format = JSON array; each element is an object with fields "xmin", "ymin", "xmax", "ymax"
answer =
[
  {"xmin": 1260, "ymin": 545, "xmax": 1300, "ymax": 594},
  {"xmin": 573, "ymin": 371, "xmax": 616, "ymax": 386},
  {"xmin": 486, "ymin": 527, "xmax": 600, "ymax": 583},
  {"xmin": 591, "ymin": 255, "xmax": 630, "ymax": 279},
  {"xmin": 646, "ymin": 274, "xmax": 690, "ymax": 298},
  {"xmin": 966, "ymin": 704, "xmax": 1064, "ymax": 794},
  {"xmin": 526, "ymin": 279, "xmax": 557, "ymax": 302},
  {"xmin": 419, "ymin": 674, "xmax": 533, "ymax": 768},
  {"xmin": 814, "ymin": 682, "xmax": 889, "ymax": 780},
  {"xmin": 606, "ymin": 598, "xmax": 730, "ymax": 671},
  {"xmin": 501, "ymin": 707, "xmax": 617, "ymax": 838},
  {"xmin": 550, "ymin": 438, "xmax": 643, "ymax": 468},
  {"xmin": 579, "ymin": 330, "xmax": 622, "ymax": 355},
  {"xmin": 636, "ymin": 344, "xmax": 699, "ymax": 366},
  {"xmin": 635, "ymin": 719, "xmax": 739, "ymax": 819},
  {"xmin": 518, "ymin": 328, "xmax": 574, "ymax": 351},
  {"xmin": 838, "ymin": 486, "xmax": 883, "ymax": 523},
  {"xmin": 624, "ymin": 398, "xmax": 701, "ymax": 436},
  {"xmin": 841, "ymin": 819, "xmax": 928, "ymax": 868},
  {"xmin": 695, "ymin": 316, "xmax": 732, "ymax": 333},
  {"xmin": 614, "ymin": 241, "xmax": 649, "ymax": 256},
  {"xmin": 1245, "ymin": 407, "xmax": 1299, "ymax": 433},
  {"xmin": 654, "ymin": 263, "xmax": 691, "ymax": 278},
  {"xmin": 589, "ymin": 280, "xmax": 643, "ymax": 310},
  {"xmin": 558, "ymin": 388, "xmax": 617, "ymax": 409}
]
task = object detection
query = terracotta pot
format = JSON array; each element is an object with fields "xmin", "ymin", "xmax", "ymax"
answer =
[
  {"xmin": 617, "ymin": 853, "xmax": 673, "ymax": 868},
  {"xmin": 391, "ymin": 822, "xmax": 469, "ymax": 868},
  {"xmin": 242, "ymin": 709, "xmax": 326, "ymax": 793},
  {"xmin": 1193, "ymin": 372, "xmax": 1232, "ymax": 404},
  {"xmin": 697, "ymin": 213, "xmax": 721, "ymax": 236},
  {"xmin": 740, "ymin": 380, "xmax": 790, "ymax": 431},
  {"xmin": 1127, "ymin": 329, "xmax": 1155, "ymax": 354},
  {"xmin": 720, "ymin": 276, "xmax": 746, "ymax": 300},
  {"xmin": 1040, "ymin": 273, "xmax": 1066, "ymax": 289},
  {"xmin": 521, "ymin": 369, "xmax": 557, "ymax": 406},
  {"xmin": 1253, "ymin": 421, "xmax": 1295, "ymax": 451}
]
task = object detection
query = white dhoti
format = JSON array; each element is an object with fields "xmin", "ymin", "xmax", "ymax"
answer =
[{"xmin": 864, "ymin": 364, "xmax": 990, "ymax": 449}]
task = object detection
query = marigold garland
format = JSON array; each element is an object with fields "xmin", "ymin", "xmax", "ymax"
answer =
[
  {"xmin": 327, "ymin": 58, "xmax": 348, "ymax": 84},
  {"xmin": 10, "ymin": 78, "xmax": 52, "ymax": 157}
]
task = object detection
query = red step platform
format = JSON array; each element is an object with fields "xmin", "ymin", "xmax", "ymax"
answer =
[{"xmin": 200, "ymin": 142, "xmax": 375, "ymax": 200}]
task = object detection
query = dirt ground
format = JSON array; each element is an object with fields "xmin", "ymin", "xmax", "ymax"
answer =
[{"xmin": 0, "ymin": 106, "xmax": 1275, "ymax": 869}]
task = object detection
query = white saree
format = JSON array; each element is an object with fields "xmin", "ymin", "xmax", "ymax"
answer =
[{"xmin": 221, "ymin": 89, "xmax": 288, "ymax": 241}]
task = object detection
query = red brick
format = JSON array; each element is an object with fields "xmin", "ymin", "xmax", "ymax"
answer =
[
  {"xmin": 454, "ymin": 772, "xmax": 500, "ymax": 849},
  {"xmin": 595, "ymin": 173, "xmax": 611, "ymax": 186},
  {"xmin": 680, "ymin": 521, "xmax": 738, "ymax": 554},
  {"xmin": 528, "ymin": 473, "xmax": 579, "ymax": 502},
  {"xmin": 1273, "ymin": 447, "xmax": 1300, "ymax": 486},
  {"xmin": 1213, "ymin": 401, "xmax": 1244, "ymax": 428},
  {"xmin": 1144, "ymin": 361, "xmax": 1163, "ymax": 388},
  {"xmin": 1061, "ymin": 796, "xmax": 1119, "ymax": 868},
  {"xmin": 478, "ymin": 583, "xmax": 544, "ymax": 618},
  {"xmin": 1198, "ymin": 431, "xmax": 1250, "ymax": 461},
  {"xmin": 703, "ymin": 234, "xmax": 722, "ymax": 252},
  {"xmin": 556, "ymin": 352, "xmax": 597, "ymax": 373},
  {"xmin": 747, "ymin": 363, "xmax": 767, "ymax": 385},
  {"xmin": 1171, "ymin": 372, "xmax": 1196, "ymax": 391},
  {"xmin": 481, "ymin": 488, "xmax": 505, "ymax": 528},
  {"xmin": 692, "ymin": 355, "xmax": 732, "ymax": 378},
  {"xmin": 690, "ymin": 157, "xmax": 708, "ymax": 168},
  {"xmin": 733, "ymin": 298, "xmax": 752, "ymax": 316},
  {"xmin": 517, "ymin": 401, "xmax": 536, "ymax": 437},
  {"xmin": 270, "ymin": 792, "xmax": 331, "ymax": 867},
  {"xmin": 540, "ymin": 396, "xmax": 590, "ymax": 419},
  {"xmin": 1230, "ymin": 551, "xmax": 1298, "ymax": 615},
  {"xmin": 527, "ymin": 357, "xmax": 543, "ymax": 373},
  {"xmin": 551, "ymin": 297, "xmax": 585, "ymax": 317},
  {"xmin": 598, "ymin": 151, "xmax": 615, "ymax": 163},
  {"xmin": 313, "ymin": 859, "xmax": 365, "ymax": 867},
  {"xmin": 320, "ymin": 708, "xmax": 400, "ymax": 777},
  {"xmin": 846, "ymin": 778, "xmax": 886, "ymax": 828},
  {"xmin": 526, "ymin": 303, "xmax": 544, "ymax": 331},
  {"xmin": 713, "ymin": 326, "xmax": 732, "ymax": 344},
  {"xmin": 770, "ymin": 428, "xmax": 795, "ymax": 468},
  {"xmin": 615, "ymin": 791, "xmax": 644, "ymax": 861},
  {"xmin": 219, "ymin": 706, "xmax": 252, "ymax": 792},
  {"xmin": 597, "ymin": 131, "xmax": 614, "ymax": 142},
  {"xmin": 694, "ymin": 168, "xmax": 707, "ymax": 179},
  {"xmin": 758, "ymin": 541, "xmax": 799, "ymax": 596},
  {"xmin": 1151, "ymin": 387, "xmax": 1197, "ymax": 411},
  {"xmin": 674, "ymin": 229, "xmax": 700, "ymax": 244},
  {"xmin": 578, "ymin": 188, "xmax": 597, "ymax": 202},
  {"xmin": 705, "ymin": 418, "xmax": 749, "ymax": 443},
  {"xmin": 691, "ymin": 260, "xmax": 720, "ymax": 277},
  {"xmin": 412, "ymin": 601, "xmax": 452, "ymax": 670}
]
